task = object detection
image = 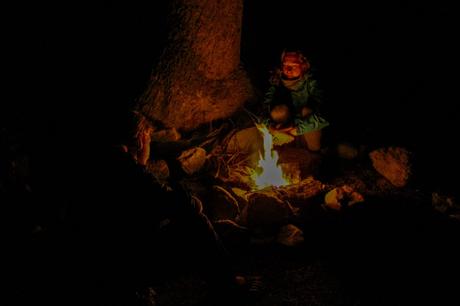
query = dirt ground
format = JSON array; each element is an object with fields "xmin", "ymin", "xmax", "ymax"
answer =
[
  {"xmin": 152, "ymin": 164, "xmax": 460, "ymax": 306},
  {"xmin": 3, "ymin": 124, "xmax": 459, "ymax": 306}
]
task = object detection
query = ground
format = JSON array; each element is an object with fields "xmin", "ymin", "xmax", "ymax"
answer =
[
  {"xmin": 152, "ymin": 199, "xmax": 459, "ymax": 306},
  {"xmin": 3, "ymin": 116, "xmax": 459, "ymax": 306},
  {"xmin": 149, "ymin": 155, "xmax": 460, "ymax": 306}
]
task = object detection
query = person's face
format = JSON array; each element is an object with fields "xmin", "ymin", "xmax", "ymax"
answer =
[{"xmin": 282, "ymin": 59, "xmax": 302, "ymax": 79}]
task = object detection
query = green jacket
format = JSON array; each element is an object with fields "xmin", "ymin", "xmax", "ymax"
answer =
[{"xmin": 263, "ymin": 75, "xmax": 329, "ymax": 134}]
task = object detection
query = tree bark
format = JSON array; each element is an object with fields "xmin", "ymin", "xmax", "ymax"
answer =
[{"xmin": 136, "ymin": 0, "xmax": 253, "ymax": 132}]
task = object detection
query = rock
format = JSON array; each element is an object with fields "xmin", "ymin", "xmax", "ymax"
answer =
[
  {"xmin": 213, "ymin": 219, "xmax": 250, "ymax": 247},
  {"xmin": 146, "ymin": 160, "xmax": 170, "ymax": 180},
  {"xmin": 243, "ymin": 189, "xmax": 297, "ymax": 228},
  {"xmin": 226, "ymin": 126, "xmax": 263, "ymax": 153},
  {"xmin": 231, "ymin": 187, "xmax": 249, "ymax": 209},
  {"xmin": 324, "ymin": 188, "xmax": 342, "ymax": 211},
  {"xmin": 229, "ymin": 188, "xmax": 251, "ymax": 225},
  {"xmin": 277, "ymin": 224, "xmax": 304, "ymax": 247},
  {"xmin": 225, "ymin": 126, "xmax": 264, "ymax": 167},
  {"xmin": 277, "ymin": 177, "xmax": 325, "ymax": 205},
  {"xmin": 151, "ymin": 128, "xmax": 181, "ymax": 142},
  {"xmin": 369, "ymin": 147, "xmax": 411, "ymax": 187},
  {"xmin": 177, "ymin": 147, "xmax": 207, "ymax": 175},
  {"xmin": 207, "ymin": 185, "xmax": 240, "ymax": 221},
  {"xmin": 324, "ymin": 185, "xmax": 364, "ymax": 211}
]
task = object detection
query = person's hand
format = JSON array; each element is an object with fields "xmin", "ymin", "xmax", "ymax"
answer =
[
  {"xmin": 300, "ymin": 106, "xmax": 313, "ymax": 118},
  {"xmin": 270, "ymin": 104, "xmax": 291, "ymax": 123}
]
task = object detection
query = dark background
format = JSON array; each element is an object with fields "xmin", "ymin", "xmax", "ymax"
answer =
[
  {"xmin": 2, "ymin": 2, "xmax": 459, "ymax": 304},
  {"xmin": 4, "ymin": 1, "xmax": 459, "ymax": 190},
  {"xmin": 242, "ymin": 1, "xmax": 458, "ymax": 142}
]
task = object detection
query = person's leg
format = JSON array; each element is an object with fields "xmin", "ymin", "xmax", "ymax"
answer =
[
  {"xmin": 298, "ymin": 130, "xmax": 324, "ymax": 176},
  {"xmin": 302, "ymin": 129, "xmax": 322, "ymax": 152}
]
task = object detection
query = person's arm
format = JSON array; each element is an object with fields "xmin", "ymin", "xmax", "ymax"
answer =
[
  {"xmin": 305, "ymin": 78, "xmax": 323, "ymax": 113},
  {"xmin": 297, "ymin": 78, "xmax": 323, "ymax": 118},
  {"xmin": 263, "ymin": 86, "xmax": 277, "ymax": 114}
]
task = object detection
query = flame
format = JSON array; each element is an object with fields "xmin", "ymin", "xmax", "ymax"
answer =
[{"xmin": 250, "ymin": 123, "xmax": 290, "ymax": 190}]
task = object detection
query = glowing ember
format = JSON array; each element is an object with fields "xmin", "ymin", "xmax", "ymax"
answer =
[{"xmin": 250, "ymin": 123, "xmax": 290, "ymax": 190}]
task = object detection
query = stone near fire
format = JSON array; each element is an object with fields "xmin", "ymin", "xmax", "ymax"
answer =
[
  {"xmin": 324, "ymin": 185, "xmax": 364, "ymax": 211},
  {"xmin": 276, "ymin": 147, "xmax": 320, "ymax": 179},
  {"xmin": 324, "ymin": 188, "xmax": 342, "ymax": 211},
  {"xmin": 177, "ymin": 147, "xmax": 207, "ymax": 175},
  {"xmin": 146, "ymin": 160, "xmax": 170, "ymax": 181},
  {"xmin": 151, "ymin": 128, "xmax": 181, "ymax": 142},
  {"xmin": 207, "ymin": 185, "xmax": 240, "ymax": 222},
  {"xmin": 324, "ymin": 185, "xmax": 364, "ymax": 210},
  {"xmin": 230, "ymin": 188, "xmax": 251, "ymax": 225},
  {"xmin": 278, "ymin": 177, "xmax": 325, "ymax": 204},
  {"xmin": 231, "ymin": 187, "xmax": 249, "ymax": 208},
  {"xmin": 213, "ymin": 219, "xmax": 250, "ymax": 247},
  {"xmin": 243, "ymin": 189, "xmax": 297, "ymax": 228},
  {"xmin": 369, "ymin": 147, "xmax": 411, "ymax": 187},
  {"xmin": 225, "ymin": 126, "xmax": 263, "ymax": 167}
]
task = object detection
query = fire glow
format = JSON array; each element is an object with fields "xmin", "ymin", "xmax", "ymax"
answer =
[{"xmin": 250, "ymin": 123, "xmax": 290, "ymax": 190}]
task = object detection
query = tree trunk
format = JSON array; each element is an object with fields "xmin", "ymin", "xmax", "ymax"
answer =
[{"xmin": 136, "ymin": 0, "xmax": 253, "ymax": 132}]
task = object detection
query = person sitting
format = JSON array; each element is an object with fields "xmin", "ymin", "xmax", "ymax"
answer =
[{"xmin": 263, "ymin": 49, "xmax": 329, "ymax": 152}]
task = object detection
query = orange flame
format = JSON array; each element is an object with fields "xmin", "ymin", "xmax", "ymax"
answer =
[{"xmin": 250, "ymin": 123, "xmax": 290, "ymax": 190}]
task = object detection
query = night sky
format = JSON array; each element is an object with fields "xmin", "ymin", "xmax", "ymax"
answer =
[{"xmin": 4, "ymin": 1, "xmax": 459, "ymax": 190}]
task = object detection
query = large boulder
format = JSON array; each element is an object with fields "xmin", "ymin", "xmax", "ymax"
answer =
[
  {"xmin": 225, "ymin": 126, "xmax": 264, "ymax": 167},
  {"xmin": 369, "ymin": 147, "xmax": 412, "ymax": 187},
  {"xmin": 242, "ymin": 189, "xmax": 297, "ymax": 228}
]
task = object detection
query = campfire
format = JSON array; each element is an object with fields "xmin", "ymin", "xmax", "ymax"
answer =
[
  {"xmin": 148, "ymin": 122, "xmax": 328, "ymax": 237},
  {"xmin": 250, "ymin": 123, "xmax": 290, "ymax": 190}
]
